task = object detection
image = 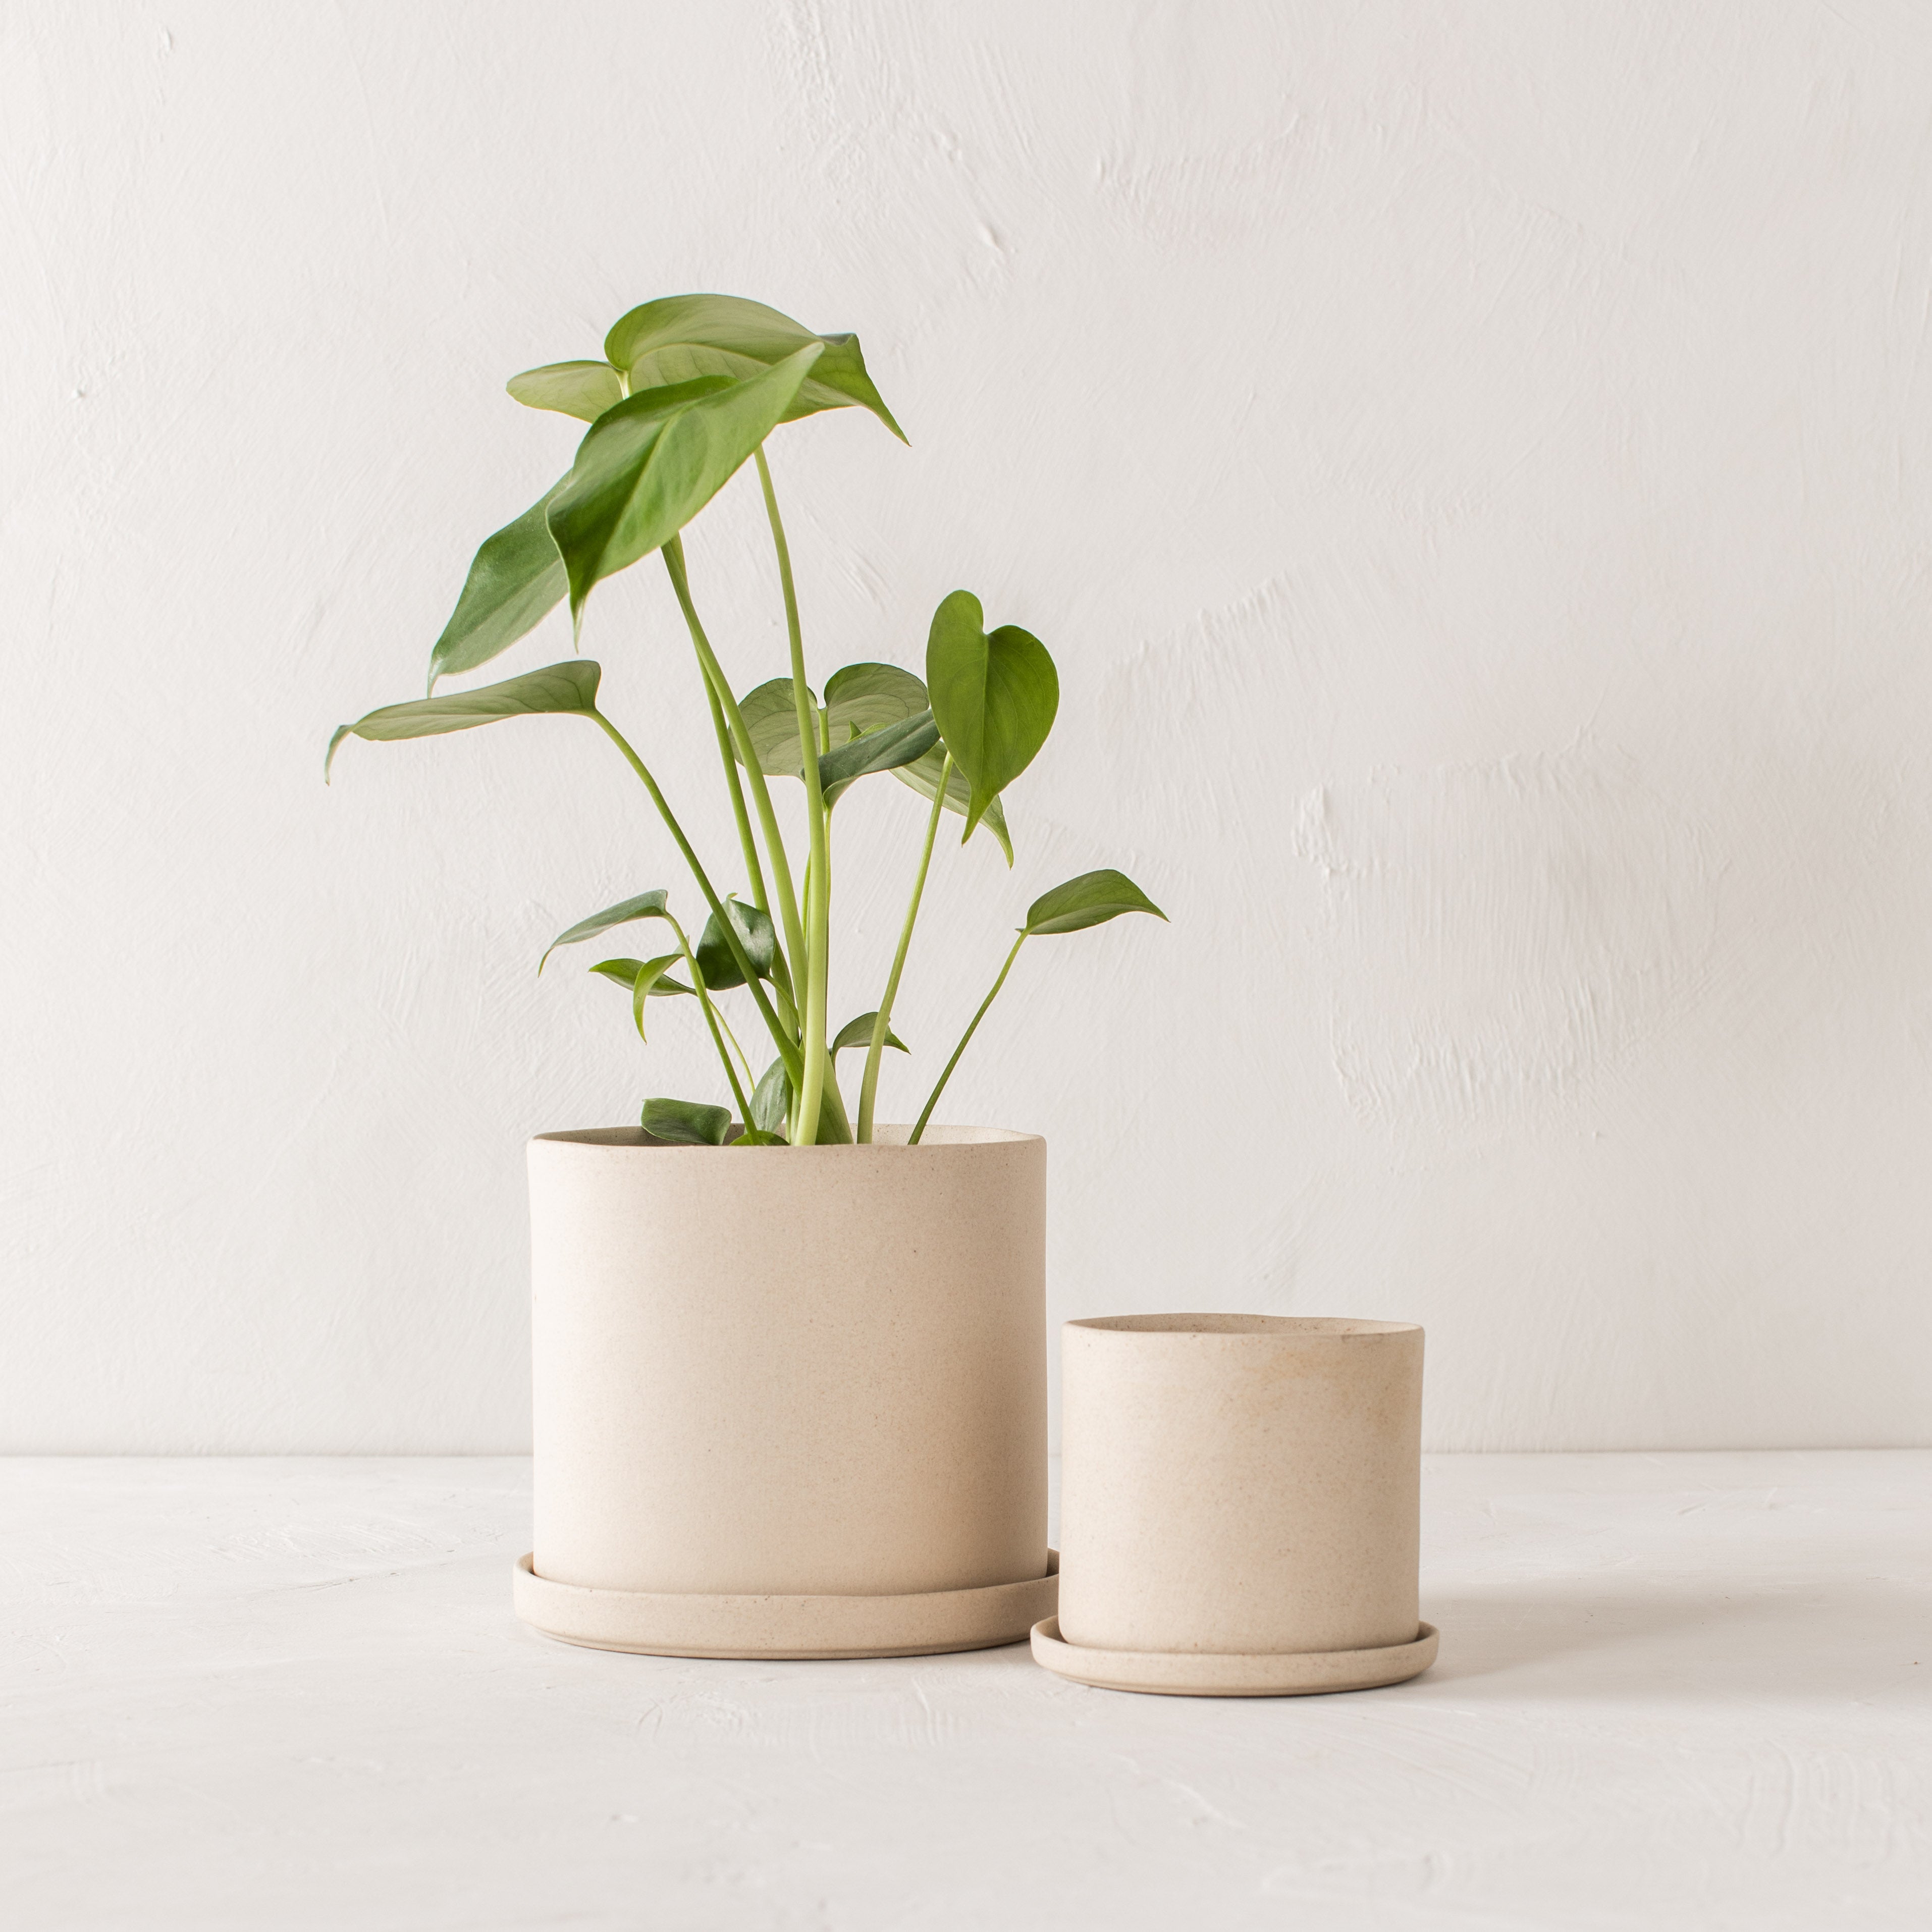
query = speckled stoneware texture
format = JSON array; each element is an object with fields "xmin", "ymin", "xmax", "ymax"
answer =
[
  {"xmin": 1043, "ymin": 1313, "xmax": 1430, "ymax": 1696},
  {"xmin": 520, "ymin": 1124, "xmax": 1052, "ymax": 1658}
]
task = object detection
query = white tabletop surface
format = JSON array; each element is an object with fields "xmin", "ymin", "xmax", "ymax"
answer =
[{"xmin": 4, "ymin": 1451, "xmax": 1926, "ymax": 1930}]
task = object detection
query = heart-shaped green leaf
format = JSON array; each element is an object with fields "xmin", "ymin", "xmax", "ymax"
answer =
[
  {"xmin": 823, "ymin": 662, "xmax": 929, "ymax": 738},
  {"xmin": 832, "ymin": 1012, "xmax": 907, "ymax": 1055},
  {"xmin": 604, "ymin": 295, "xmax": 905, "ymax": 442},
  {"xmin": 641, "ymin": 1097, "xmax": 732, "ymax": 1146},
  {"xmin": 818, "ymin": 710, "xmax": 940, "ymax": 807},
  {"xmin": 546, "ymin": 349, "xmax": 824, "ymax": 626},
  {"xmin": 505, "ymin": 360, "xmax": 625, "ymax": 423},
  {"xmin": 426, "ymin": 479, "xmax": 572, "ymax": 690},
  {"xmin": 538, "ymin": 889, "xmax": 672, "ymax": 972},
  {"xmin": 327, "ymin": 661, "xmax": 600, "ymax": 781},
  {"xmin": 1022, "ymin": 869, "xmax": 1166, "ymax": 937},
  {"xmin": 734, "ymin": 664, "xmax": 932, "ymax": 789},
  {"xmin": 925, "ymin": 591, "xmax": 1059, "ymax": 841},
  {"xmin": 693, "ymin": 899, "xmax": 778, "ymax": 990},
  {"xmin": 750, "ymin": 1057, "xmax": 792, "ymax": 1136},
  {"xmin": 733, "ymin": 677, "xmax": 817, "ymax": 780},
  {"xmin": 891, "ymin": 746, "xmax": 1014, "ymax": 865}
]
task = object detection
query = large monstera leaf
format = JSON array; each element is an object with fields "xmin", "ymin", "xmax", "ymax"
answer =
[
  {"xmin": 545, "ymin": 353, "xmax": 822, "ymax": 624},
  {"xmin": 425, "ymin": 478, "xmax": 570, "ymax": 691},
  {"xmin": 507, "ymin": 294, "xmax": 904, "ymax": 442}
]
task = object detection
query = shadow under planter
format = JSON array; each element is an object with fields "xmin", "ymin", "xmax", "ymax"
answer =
[{"xmin": 516, "ymin": 1123, "xmax": 1056, "ymax": 1659}]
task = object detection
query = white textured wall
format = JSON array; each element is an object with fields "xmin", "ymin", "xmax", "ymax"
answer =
[{"xmin": 6, "ymin": 2, "xmax": 1930, "ymax": 1452}]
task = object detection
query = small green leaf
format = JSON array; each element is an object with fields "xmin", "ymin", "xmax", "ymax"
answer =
[
  {"xmin": 832, "ymin": 1012, "xmax": 907, "ymax": 1055},
  {"xmin": 819, "ymin": 710, "xmax": 940, "ymax": 807},
  {"xmin": 426, "ymin": 479, "xmax": 572, "ymax": 689},
  {"xmin": 588, "ymin": 954, "xmax": 691, "ymax": 1042},
  {"xmin": 735, "ymin": 666, "xmax": 930, "ymax": 790},
  {"xmin": 750, "ymin": 1056, "xmax": 792, "ymax": 1135},
  {"xmin": 693, "ymin": 899, "xmax": 778, "ymax": 990},
  {"xmin": 588, "ymin": 954, "xmax": 692, "ymax": 994},
  {"xmin": 538, "ymin": 889, "xmax": 671, "ymax": 973},
  {"xmin": 893, "ymin": 745, "xmax": 1014, "ymax": 865},
  {"xmin": 1022, "ymin": 869, "xmax": 1167, "ymax": 937},
  {"xmin": 732, "ymin": 677, "xmax": 816, "ymax": 780},
  {"xmin": 327, "ymin": 661, "xmax": 600, "ymax": 781},
  {"xmin": 546, "ymin": 351, "xmax": 824, "ymax": 626},
  {"xmin": 823, "ymin": 662, "xmax": 929, "ymax": 740},
  {"xmin": 925, "ymin": 591, "xmax": 1059, "ymax": 841},
  {"xmin": 505, "ymin": 361, "xmax": 625, "ymax": 423},
  {"xmin": 603, "ymin": 294, "xmax": 905, "ymax": 442},
  {"xmin": 629, "ymin": 952, "xmax": 689, "ymax": 1041},
  {"xmin": 588, "ymin": 956, "xmax": 646, "ymax": 986},
  {"xmin": 732, "ymin": 1126, "xmax": 787, "ymax": 1147},
  {"xmin": 641, "ymin": 1097, "xmax": 733, "ymax": 1146}
]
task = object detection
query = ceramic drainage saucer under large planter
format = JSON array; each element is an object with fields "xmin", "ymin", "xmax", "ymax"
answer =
[
  {"xmin": 1032, "ymin": 1313, "xmax": 1433, "ymax": 1697},
  {"xmin": 517, "ymin": 1551, "xmax": 1060, "ymax": 1660},
  {"xmin": 518, "ymin": 1123, "xmax": 1054, "ymax": 1659}
]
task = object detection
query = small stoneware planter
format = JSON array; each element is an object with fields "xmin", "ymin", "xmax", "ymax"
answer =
[
  {"xmin": 1032, "ymin": 1314, "xmax": 1437, "ymax": 1697},
  {"xmin": 514, "ymin": 1123, "xmax": 1058, "ymax": 1659}
]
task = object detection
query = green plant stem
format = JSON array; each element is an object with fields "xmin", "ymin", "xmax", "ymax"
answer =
[
  {"xmin": 661, "ymin": 536, "xmax": 806, "ymax": 1003},
  {"xmin": 756, "ymin": 444, "xmax": 832, "ymax": 1146},
  {"xmin": 667, "ymin": 914, "xmax": 753, "ymax": 1123},
  {"xmin": 784, "ymin": 848, "xmax": 853, "ymax": 1144},
  {"xmin": 858, "ymin": 754, "xmax": 950, "ymax": 1143},
  {"xmin": 701, "ymin": 665, "xmax": 768, "ymax": 918},
  {"xmin": 588, "ymin": 708, "xmax": 801, "ymax": 1085},
  {"xmin": 708, "ymin": 1003, "xmax": 754, "ymax": 1085},
  {"xmin": 909, "ymin": 932, "xmax": 1026, "ymax": 1145}
]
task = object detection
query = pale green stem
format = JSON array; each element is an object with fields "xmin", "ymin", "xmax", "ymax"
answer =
[
  {"xmin": 909, "ymin": 933, "xmax": 1027, "ymax": 1145},
  {"xmin": 714, "ymin": 1006, "xmax": 756, "ymax": 1090},
  {"xmin": 588, "ymin": 709, "xmax": 800, "ymax": 1085},
  {"xmin": 783, "ymin": 848, "xmax": 854, "ymax": 1143},
  {"xmin": 666, "ymin": 912, "xmax": 753, "ymax": 1124},
  {"xmin": 700, "ymin": 663, "xmax": 769, "ymax": 918},
  {"xmin": 755, "ymin": 444, "xmax": 831, "ymax": 1146},
  {"xmin": 788, "ymin": 854, "xmax": 814, "ymax": 1142},
  {"xmin": 661, "ymin": 536, "xmax": 806, "ymax": 1004},
  {"xmin": 858, "ymin": 754, "xmax": 950, "ymax": 1143}
]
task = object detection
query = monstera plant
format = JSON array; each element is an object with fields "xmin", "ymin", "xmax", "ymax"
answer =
[{"xmin": 329, "ymin": 295, "xmax": 1162, "ymax": 1146}]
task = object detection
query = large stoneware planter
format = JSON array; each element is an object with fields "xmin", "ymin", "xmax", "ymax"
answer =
[
  {"xmin": 513, "ymin": 1124, "xmax": 1057, "ymax": 1658},
  {"xmin": 1032, "ymin": 1314, "xmax": 1436, "ymax": 1696}
]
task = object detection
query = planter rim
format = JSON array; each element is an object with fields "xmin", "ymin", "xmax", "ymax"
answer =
[
  {"xmin": 531, "ymin": 1123, "xmax": 1039, "ymax": 1153},
  {"xmin": 1067, "ymin": 1313, "xmax": 1419, "ymax": 1341}
]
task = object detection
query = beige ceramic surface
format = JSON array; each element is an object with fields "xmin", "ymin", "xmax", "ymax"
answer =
[
  {"xmin": 1029, "ymin": 1616, "xmax": 1439, "ymax": 1697},
  {"xmin": 522, "ymin": 1124, "xmax": 1050, "ymax": 1655},
  {"xmin": 1056, "ymin": 1314, "xmax": 1426, "ymax": 1681},
  {"xmin": 515, "ymin": 1551, "xmax": 1061, "ymax": 1659}
]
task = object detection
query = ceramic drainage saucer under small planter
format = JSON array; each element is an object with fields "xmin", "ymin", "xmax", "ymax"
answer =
[
  {"xmin": 1029, "ymin": 1616, "xmax": 1438, "ymax": 1697},
  {"xmin": 1040, "ymin": 1313, "xmax": 1434, "ymax": 1697}
]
